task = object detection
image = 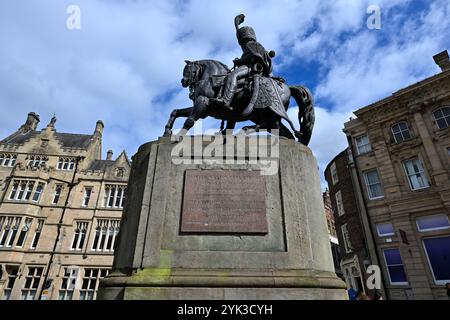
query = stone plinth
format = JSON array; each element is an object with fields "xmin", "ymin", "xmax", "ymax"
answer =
[{"xmin": 98, "ymin": 136, "xmax": 346, "ymax": 300}]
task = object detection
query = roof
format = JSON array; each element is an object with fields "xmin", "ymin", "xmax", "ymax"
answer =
[
  {"xmin": 0, "ymin": 130, "xmax": 94, "ymax": 149},
  {"xmin": 88, "ymin": 160, "xmax": 115, "ymax": 171},
  {"xmin": 54, "ymin": 132, "xmax": 93, "ymax": 149}
]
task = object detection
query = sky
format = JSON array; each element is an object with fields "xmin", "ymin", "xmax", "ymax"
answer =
[{"xmin": 1, "ymin": 0, "xmax": 449, "ymax": 189}]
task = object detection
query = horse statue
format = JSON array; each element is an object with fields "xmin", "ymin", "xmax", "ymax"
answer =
[{"xmin": 163, "ymin": 59, "xmax": 315, "ymax": 145}]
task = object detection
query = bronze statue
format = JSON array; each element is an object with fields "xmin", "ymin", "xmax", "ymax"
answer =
[{"xmin": 163, "ymin": 14, "xmax": 315, "ymax": 145}]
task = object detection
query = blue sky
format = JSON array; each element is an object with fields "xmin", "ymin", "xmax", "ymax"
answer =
[{"xmin": 1, "ymin": 0, "xmax": 449, "ymax": 188}]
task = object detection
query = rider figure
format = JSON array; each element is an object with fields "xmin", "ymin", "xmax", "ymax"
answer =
[{"xmin": 212, "ymin": 14, "xmax": 274, "ymax": 110}]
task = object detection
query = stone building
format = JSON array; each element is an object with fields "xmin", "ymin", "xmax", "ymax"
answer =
[
  {"xmin": 0, "ymin": 113, "xmax": 130, "ymax": 300},
  {"xmin": 333, "ymin": 51, "xmax": 450, "ymax": 300},
  {"xmin": 322, "ymin": 190, "xmax": 342, "ymax": 277}
]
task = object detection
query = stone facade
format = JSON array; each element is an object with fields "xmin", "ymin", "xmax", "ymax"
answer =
[
  {"xmin": 339, "ymin": 51, "xmax": 450, "ymax": 300},
  {"xmin": 99, "ymin": 136, "xmax": 346, "ymax": 300},
  {"xmin": 0, "ymin": 113, "xmax": 130, "ymax": 300}
]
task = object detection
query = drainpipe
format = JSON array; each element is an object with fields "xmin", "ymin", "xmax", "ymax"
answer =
[
  {"xmin": 38, "ymin": 156, "xmax": 82, "ymax": 300},
  {"xmin": 346, "ymin": 136, "xmax": 389, "ymax": 300}
]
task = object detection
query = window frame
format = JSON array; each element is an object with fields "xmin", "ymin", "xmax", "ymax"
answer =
[
  {"xmin": 402, "ymin": 158, "xmax": 430, "ymax": 191},
  {"xmin": 416, "ymin": 214, "xmax": 450, "ymax": 232},
  {"xmin": 52, "ymin": 184, "xmax": 63, "ymax": 205},
  {"xmin": 330, "ymin": 162, "xmax": 338, "ymax": 185},
  {"xmin": 433, "ymin": 106, "xmax": 450, "ymax": 129},
  {"xmin": 376, "ymin": 222, "xmax": 395, "ymax": 237},
  {"xmin": 335, "ymin": 190, "xmax": 345, "ymax": 216},
  {"xmin": 383, "ymin": 248, "xmax": 408, "ymax": 285},
  {"xmin": 363, "ymin": 169, "xmax": 384, "ymax": 200},
  {"xmin": 391, "ymin": 121, "xmax": 412, "ymax": 143},
  {"xmin": 355, "ymin": 134, "xmax": 372, "ymax": 155},
  {"xmin": 421, "ymin": 236, "xmax": 450, "ymax": 285},
  {"xmin": 82, "ymin": 187, "xmax": 93, "ymax": 207},
  {"xmin": 341, "ymin": 223, "xmax": 352, "ymax": 253}
]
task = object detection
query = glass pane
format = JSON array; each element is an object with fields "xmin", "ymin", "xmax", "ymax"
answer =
[
  {"xmin": 388, "ymin": 266, "xmax": 408, "ymax": 283},
  {"xmin": 366, "ymin": 170, "xmax": 379, "ymax": 184},
  {"xmin": 377, "ymin": 223, "xmax": 394, "ymax": 236},
  {"xmin": 82, "ymin": 279, "xmax": 89, "ymax": 290},
  {"xmin": 370, "ymin": 183, "xmax": 383, "ymax": 198},
  {"xmin": 417, "ymin": 215, "xmax": 450, "ymax": 231},
  {"xmin": 442, "ymin": 107, "xmax": 450, "ymax": 117},
  {"xmin": 434, "ymin": 109, "xmax": 444, "ymax": 119},
  {"xmin": 384, "ymin": 248, "xmax": 403, "ymax": 265},
  {"xmin": 423, "ymin": 237, "xmax": 450, "ymax": 281},
  {"xmin": 436, "ymin": 118, "xmax": 448, "ymax": 129},
  {"xmin": 394, "ymin": 132, "xmax": 403, "ymax": 142}
]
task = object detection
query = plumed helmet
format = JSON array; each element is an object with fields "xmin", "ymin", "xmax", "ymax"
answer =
[{"xmin": 234, "ymin": 14, "xmax": 257, "ymax": 44}]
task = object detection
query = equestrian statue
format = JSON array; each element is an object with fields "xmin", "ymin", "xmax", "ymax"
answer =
[{"xmin": 163, "ymin": 14, "xmax": 315, "ymax": 145}]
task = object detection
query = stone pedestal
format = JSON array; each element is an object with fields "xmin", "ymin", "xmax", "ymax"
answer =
[{"xmin": 98, "ymin": 136, "xmax": 346, "ymax": 300}]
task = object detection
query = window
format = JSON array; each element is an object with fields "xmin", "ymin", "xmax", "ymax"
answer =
[
  {"xmin": 103, "ymin": 185, "xmax": 126, "ymax": 208},
  {"xmin": 59, "ymin": 267, "xmax": 78, "ymax": 300},
  {"xmin": 27, "ymin": 155, "xmax": 47, "ymax": 168},
  {"xmin": 363, "ymin": 169, "xmax": 384, "ymax": 199},
  {"xmin": 416, "ymin": 214, "xmax": 450, "ymax": 232},
  {"xmin": 2, "ymin": 266, "xmax": 19, "ymax": 300},
  {"xmin": 335, "ymin": 190, "xmax": 345, "ymax": 216},
  {"xmin": 341, "ymin": 224, "xmax": 352, "ymax": 253},
  {"xmin": 30, "ymin": 220, "xmax": 44, "ymax": 249},
  {"xmin": 355, "ymin": 134, "xmax": 372, "ymax": 155},
  {"xmin": 52, "ymin": 184, "xmax": 63, "ymax": 205},
  {"xmin": 0, "ymin": 216, "xmax": 22, "ymax": 247},
  {"xmin": 403, "ymin": 158, "xmax": 429, "ymax": 190},
  {"xmin": 80, "ymin": 269, "xmax": 110, "ymax": 300},
  {"xmin": 433, "ymin": 106, "xmax": 450, "ymax": 129},
  {"xmin": 21, "ymin": 267, "xmax": 43, "ymax": 300},
  {"xmin": 383, "ymin": 248, "xmax": 408, "ymax": 285},
  {"xmin": 92, "ymin": 220, "xmax": 120, "ymax": 252},
  {"xmin": 56, "ymin": 157, "xmax": 75, "ymax": 171},
  {"xmin": 422, "ymin": 236, "xmax": 450, "ymax": 285},
  {"xmin": 71, "ymin": 222, "xmax": 88, "ymax": 250},
  {"xmin": 32, "ymin": 183, "xmax": 45, "ymax": 202},
  {"xmin": 9, "ymin": 180, "xmax": 34, "ymax": 201},
  {"xmin": 82, "ymin": 187, "xmax": 92, "ymax": 207},
  {"xmin": 376, "ymin": 222, "xmax": 395, "ymax": 237},
  {"xmin": 330, "ymin": 162, "xmax": 338, "ymax": 185},
  {"xmin": 0, "ymin": 154, "xmax": 17, "ymax": 167},
  {"xmin": 391, "ymin": 121, "xmax": 411, "ymax": 143},
  {"xmin": 16, "ymin": 218, "xmax": 32, "ymax": 248}
]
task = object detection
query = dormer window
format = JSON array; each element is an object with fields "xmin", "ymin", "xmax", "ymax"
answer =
[
  {"xmin": 57, "ymin": 157, "xmax": 75, "ymax": 171},
  {"xmin": 27, "ymin": 155, "xmax": 48, "ymax": 168},
  {"xmin": 0, "ymin": 154, "xmax": 17, "ymax": 167}
]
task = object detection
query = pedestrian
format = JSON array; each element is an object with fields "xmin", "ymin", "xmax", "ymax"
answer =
[
  {"xmin": 357, "ymin": 290, "xmax": 371, "ymax": 300},
  {"xmin": 372, "ymin": 289, "xmax": 383, "ymax": 300},
  {"xmin": 347, "ymin": 286, "xmax": 357, "ymax": 300}
]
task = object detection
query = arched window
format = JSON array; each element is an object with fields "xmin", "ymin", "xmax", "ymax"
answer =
[
  {"xmin": 391, "ymin": 121, "xmax": 411, "ymax": 143},
  {"xmin": 433, "ymin": 106, "xmax": 450, "ymax": 129}
]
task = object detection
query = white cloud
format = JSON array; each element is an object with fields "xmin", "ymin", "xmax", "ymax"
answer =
[{"xmin": 0, "ymin": 0, "xmax": 449, "ymax": 190}]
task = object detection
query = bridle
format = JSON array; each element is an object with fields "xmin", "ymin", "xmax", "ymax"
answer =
[{"xmin": 186, "ymin": 62, "xmax": 204, "ymax": 86}]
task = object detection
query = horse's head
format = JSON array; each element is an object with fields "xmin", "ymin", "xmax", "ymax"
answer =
[{"xmin": 181, "ymin": 60, "xmax": 203, "ymax": 88}]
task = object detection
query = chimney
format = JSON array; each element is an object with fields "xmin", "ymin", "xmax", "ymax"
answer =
[
  {"xmin": 95, "ymin": 120, "xmax": 104, "ymax": 136},
  {"xmin": 106, "ymin": 150, "xmax": 113, "ymax": 160},
  {"xmin": 21, "ymin": 112, "xmax": 40, "ymax": 131},
  {"xmin": 433, "ymin": 50, "xmax": 450, "ymax": 72}
]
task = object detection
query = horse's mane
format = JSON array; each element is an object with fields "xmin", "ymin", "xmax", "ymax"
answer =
[{"xmin": 195, "ymin": 59, "xmax": 230, "ymax": 73}]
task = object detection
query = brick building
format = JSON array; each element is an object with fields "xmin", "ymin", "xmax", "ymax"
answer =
[
  {"xmin": 322, "ymin": 190, "xmax": 342, "ymax": 277},
  {"xmin": 325, "ymin": 149, "xmax": 379, "ymax": 294},
  {"xmin": 0, "ymin": 113, "xmax": 130, "ymax": 300}
]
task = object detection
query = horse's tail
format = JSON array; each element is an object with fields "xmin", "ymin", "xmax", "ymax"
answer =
[{"xmin": 289, "ymin": 85, "xmax": 315, "ymax": 146}]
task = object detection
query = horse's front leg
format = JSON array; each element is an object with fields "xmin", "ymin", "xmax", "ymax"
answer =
[
  {"xmin": 164, "ymin": 107, "xmax": 193, "ymax": 136},
  {"xmin": 175, "ymin": 96, "xmax": 209, "ymax": 138}
]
